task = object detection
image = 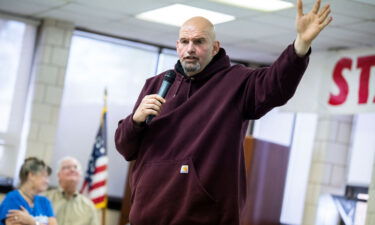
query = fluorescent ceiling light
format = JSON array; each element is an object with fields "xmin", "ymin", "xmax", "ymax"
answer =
[
  {"xmin": 136, "ymin": 4, "xmax": 235, "ymax": 27},
  {"xmin": 211, "ymin": 0, "xmax": 294, "ymax": 12}
]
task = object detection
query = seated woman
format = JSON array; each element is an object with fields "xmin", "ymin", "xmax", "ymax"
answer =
[{"xmin": 0, "ymin": 157, "xmax": 57, "ymax": 225}]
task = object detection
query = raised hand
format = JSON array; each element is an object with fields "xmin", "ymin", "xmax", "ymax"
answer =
[{"xmin": 294, "ymin": 0, "xmax": 332, "ymax": 56}]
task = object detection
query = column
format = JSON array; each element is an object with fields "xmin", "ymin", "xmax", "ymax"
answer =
[
  {"xmin": 302, "ymin": 115, "xmax": 353, "ymax": 225},
  {"xmin": 25, "ymin": 18, "xmax": 74, "ymax": 164}
]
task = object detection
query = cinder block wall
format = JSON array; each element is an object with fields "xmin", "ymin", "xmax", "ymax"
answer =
[
  {"xmin": 25, "ymin": 18, "xmax": 73, "ymax": 163},
  {"xmin": 302, "ymin": 115, "xmax": 353, "ymax": 225}
]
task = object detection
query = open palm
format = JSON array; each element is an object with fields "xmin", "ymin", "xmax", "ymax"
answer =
[{"xmin": 296, "ymin": 0, "xmax": 332, "ymax": 44}]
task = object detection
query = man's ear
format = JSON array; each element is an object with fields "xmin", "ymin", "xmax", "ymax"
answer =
[{"xmin": 213, "ymin": 40, "xmax": 220, "ymax": 55}]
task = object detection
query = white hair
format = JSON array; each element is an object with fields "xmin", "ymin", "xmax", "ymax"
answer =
[{"xmin": 57, "ymin": 156, "xmax": 82, "ymax": 173}]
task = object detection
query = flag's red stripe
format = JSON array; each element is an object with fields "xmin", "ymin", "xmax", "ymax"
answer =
[
  {"xmin": 80, "ymin": 180, "xmax": 88, "ymax": 194},
  {"xmin": 89, "ymin": 180, "xmax": 106, "ymax": 190},
  {"xmin": 92, "ymin": 195, "xmax": 106, "ymax": 204},
  {"xmin": 94, "ymin": 165, "xmax": 107, "ymax": 173}
]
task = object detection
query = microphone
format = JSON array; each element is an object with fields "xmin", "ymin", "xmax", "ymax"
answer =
[{"xmin": 145, "ymin": 70, "xmax": 176, "ymax": 124}]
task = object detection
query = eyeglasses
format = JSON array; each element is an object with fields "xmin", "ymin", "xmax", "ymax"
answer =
[{"xmin": 61, "ymin": 165, "xmax": 79, "ymax": 171}]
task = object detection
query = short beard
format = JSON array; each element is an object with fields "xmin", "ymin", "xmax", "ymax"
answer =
[{"xmin": 181, "ymin": 62, "xmax": 201, "ymax": 75}]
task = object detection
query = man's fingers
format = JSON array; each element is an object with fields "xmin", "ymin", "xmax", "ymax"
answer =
[
  {"xmin": 320, "ymin": 16, "xmax": 333, "ymax": 29},
  {"xmin": 312, "ymin": 0, "xmax": 321, "ymax": 14},
  {"xmin": 145, "ymin": 94, "xmax": 166, "ymax": 104},
  {"xmin": 144, "ymin": 103, "xmax": 161, "ymax": 112},
  {"xmin": 319, "ymin": 6, "xmax": 331, "ymax": 24},
  {"xmin": 142, "ymin": 108, "xmax": 160, "ymax": 116},
  {"xmin": 146, "ymin": 98, "xmax": 162, "ymax": 107},
  {"xmin": 140, "ymin": 102, "xmax": 162, "ymax": 115},
  {"xmin": 297, "ymin": 0, "xmax": 303, "ymax": 18},
  {"xmin": 154, "ymin": 95, "xmax": 166, "ymax": 104},
  {"xmin": 318, "ymin": 4, "xmax": 329, "ymax": 17}
]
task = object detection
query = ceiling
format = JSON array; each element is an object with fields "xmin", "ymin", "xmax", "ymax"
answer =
[{"xmin": 0, "ymin": 0, "xmax": 374, "ymax": 64}]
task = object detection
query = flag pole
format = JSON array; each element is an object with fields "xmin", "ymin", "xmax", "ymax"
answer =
[
  {"xmin": 104, "ymin": 87, "xmax": 108, "ymax": 109},
  {"xmin": 81, "ymin": 88, "xmax": 109, "ymax": 224},
  {"xmin": 102, "ymin": 207, "xmax": 106, "ymax": 225},
  {"xmin": 102, "ymin": 88, "xmax": 107, "ymax": 225}
]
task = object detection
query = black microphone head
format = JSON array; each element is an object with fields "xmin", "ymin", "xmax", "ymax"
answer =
[{"xmin": 164, "ymin": 70, "xmax": 176, "ymax": 83}]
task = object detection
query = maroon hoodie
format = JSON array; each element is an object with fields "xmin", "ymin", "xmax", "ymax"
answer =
[{"xmin": 115, "ymin": 44, "xmax": 310, "ymax": 225}]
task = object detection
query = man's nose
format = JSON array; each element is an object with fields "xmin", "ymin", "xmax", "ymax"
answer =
[{"xmin": 187, "ymin": 41, "xmax": 195, "ymax": 53}]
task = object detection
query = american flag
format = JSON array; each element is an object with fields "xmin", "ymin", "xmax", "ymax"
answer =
[{"xmin": 81, "ymin": 90, "xmax": 108, "ymax": 209}]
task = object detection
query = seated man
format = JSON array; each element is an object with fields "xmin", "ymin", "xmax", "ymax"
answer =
[{"xmin": 45, "ymin": 156, "xmax": 99, "ymax": 225}]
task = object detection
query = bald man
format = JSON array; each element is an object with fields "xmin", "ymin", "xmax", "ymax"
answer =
[{"xmin": 115, "ymin": 0, "xmax": 332, "ymax": 224}]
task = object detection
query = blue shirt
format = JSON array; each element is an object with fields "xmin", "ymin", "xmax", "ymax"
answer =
[{"xmin": 0, "ymin": 190, "xmax": 54, "ymax": 225}]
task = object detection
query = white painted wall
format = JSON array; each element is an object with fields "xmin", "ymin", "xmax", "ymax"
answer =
[
  {"xmin": 348, "ymin": 113, "xmax": 375, "ymax": 186},
  {"xmin": 281, "ymin": 113, "xmax": 317, "ymax": 224},
  {"xmin": 252, "ymin": 107, "xmax": 295, "ymax": 146}
]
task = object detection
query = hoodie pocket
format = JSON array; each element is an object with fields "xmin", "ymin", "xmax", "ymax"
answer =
[{"xmin": 129, "ymin": 158, "xmax": 218, "ymax": 225}]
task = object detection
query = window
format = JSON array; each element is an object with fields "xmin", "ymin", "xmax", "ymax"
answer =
[
  {"xmin": 0, "ymin": 19, "xmax": 27, "ymax": 132},
  {"xmin": 52, "ymin": 31, "xmax": 168, "ymax": 197},
  {"xmin": 0, "ymin": 17, "xmax": 37, "ymax": 178},
  {"xmin": 156, "ymin": 48, "xmax": 178, "ymax": 74}
]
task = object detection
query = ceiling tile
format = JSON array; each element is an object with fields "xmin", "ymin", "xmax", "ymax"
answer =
[
  {"xmin": 55, "ymin": 2, "xmax": 124, "ymax": 20},
  {"xmin": 251, "ymin": 13, "xmax": 295, "ymax": 30},
  {"xmin": 217, "ymin": 33, "xmax": 253, "ymax": 46},
  {"xmin": 96, "ymin": 19, "xmax": 177, "ymax": 47},
  {"xmin": 240, "ymin": 40, "xmax": 290, "ymax": 55},
  {"xmin": 225, "ymin": 44, "xmax": 278, "ymax": 64},
  {"xmin": 36, "ymin": 8, "xmax": 113, "ymax": 26},
  {"xmin": 274, "ymin": 2, "xmax": 313, "ymax": 18},
  {"xmin": 330, "ymin": 0, "xmax": 375, "ymax": 19},
  {"xmin": 0, "ymin": 0, "xmax": 65, "ymax": 16},
  {"xmin": 215, "ymin": 19, "xmax": 289, "ymax": 40},
  {"xmin": 343, "ymin": 20, "xmax": 375, "ymax": 35},
  {"xmin": 120, "ymin": 17, "xmax": 179, "ymax": 35},
  {"xmin": 323, "ymin": 26, "xmax": 375, "ymax": 47},
  {"xmin": 75, "ymin": 0, "xmax": 172, "ymax": 15},
  {"xmin": 253, "ymin": 31, "xmax": 296, "ymax": 47},
  {"xmin": 329, "ymin": 13, "xmax": 364, "ymax": 27},
  {"xmin": 186, "ymin": 0, "xmax": 262, "ymax": 18},
  {"xmin": 310, "ymin": 35, "xmax": 361, "ymax": 51}
]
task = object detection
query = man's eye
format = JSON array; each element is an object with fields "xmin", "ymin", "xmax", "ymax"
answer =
[{"xmin": 195, "ymin": 39, "xmax": 204, "ymax": 44}]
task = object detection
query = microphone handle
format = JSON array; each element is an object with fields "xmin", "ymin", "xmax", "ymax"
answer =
[
  {"xmin": 145, "ymin": 115, "xmax": 155, "ymax": 124},
  {"xmin": 145, "ymin": 81, "xmax": 172, "ymax": 124}
]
